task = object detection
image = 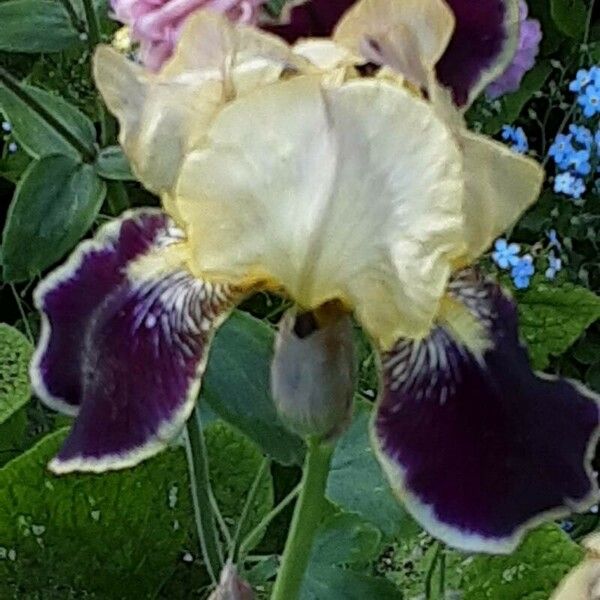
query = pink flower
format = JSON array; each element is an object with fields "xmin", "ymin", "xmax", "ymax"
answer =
[
  {"xmin": 111, "ymin": 0, "xmax": 265, "ymax": 70},
  {"xmin": 486, "ymin": 1, "xmax": 542, "ymax": 99}
]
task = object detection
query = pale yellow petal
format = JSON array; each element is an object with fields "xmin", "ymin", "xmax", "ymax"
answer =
[
  {"xmin": 175, "ymin": 76, "xmax": 465, "ymax": 347},
  {"xmin": 161, "ymin": 9, "xmax": 295, "ymax": 96},
  {"xmin": 334, "ymin": 0, "xmax": 454, "ymax": 89},
  {"xmin": 94, "ymin": 45, "xmax": 222, "ymax": 195},
  {"xmin": 94, "ymin": 11, "xmax": 295, "ymax": 198},
  {"xmin": 459, "ymin": 131, "xmax": 544, "ymax": 261},
  {"xmin": 292, "ymin": 39, "xmax": 361, "ymax": 71}
]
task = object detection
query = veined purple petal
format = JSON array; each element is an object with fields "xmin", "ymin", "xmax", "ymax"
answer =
[
  {"xmin": 436, "ymin": 0, "xmax": 520, "ymax": 107},
  {"xmin": 30, "ymin": 209, "xmax": 238, "ymax": 473},
  {"xmin": 265, "ymin": 0, "xmax": 354, "ymax": 43},
  {"xmin": 373, "ymin": 272, "xmax": 600, "ymax": 553}
]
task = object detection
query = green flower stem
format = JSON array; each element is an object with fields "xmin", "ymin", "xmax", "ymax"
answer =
[
  {"xmin": 424, "ymin": 542, "xmax": 441, "ymax": 600},
  {"xmin": 80, "ymin": 0, "xmax": 101, "ymax": 47},
  {"xmin": 185, "ymin": 407, "xmax": 224, "ymax": 585},
  {"xmin": 231, "ymin": 457, "xmax": 270, "ymax": 563},
  {"xmin": 79, "ymin": 0, "xmax": 115, "ymax": 146},
  {"xmin": 239, "ymin": 483, "xmax": 301, "ymax": 560},
  {"xmin": 0, "ymin": 66, "xmax": 96, "ymax": 162},
  {"xmin": 57, "ymin": 0, "xmax": 84, "ymax": 32},
  {"xmin": 271, "ymin": 437, "xmax": 334, "ymax": 600}
]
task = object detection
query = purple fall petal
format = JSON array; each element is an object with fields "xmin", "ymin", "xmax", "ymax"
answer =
[
  {"xmin": 31, "ymin": 209, "xmax": 238, "ymax": 473},
  {"xmin": 264, "ymin": 0, "xmax": 354, "ymax": 43},
  {"xmin": 486, "ymin": 1, "xmax": 542, "ymax": 99},
  {"xmin": 374, "ymin": 272, "xmax": 600, "ymax": 553},
  {"xmin": 436, "ymin": 0, "xmax": 519, "ymax": 107}
]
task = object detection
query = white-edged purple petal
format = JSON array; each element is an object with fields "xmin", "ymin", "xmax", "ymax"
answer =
[
  {"xmin": 30, "ymin": 209, "xmax": 239, "ymax": 473},
  {"xmin": 436, "ymin": 0, "xmax": 521, "ymax": 107},
  {"xmin": 373, "ymin": 271, "xmax": 600, "ymax": 553}
]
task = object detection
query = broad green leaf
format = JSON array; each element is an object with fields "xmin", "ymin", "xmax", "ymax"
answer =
[
  {"xmin": 467, "ymin": 62, "xmax": 553, "ymax": 135},
  {"xmin": 517, "ymin": 282, "xmax": 600, "ymax": 370},
  {"xmin": 461, "ymin": 524, "xmax": 583, "ymax": 599},
  {"xmin": 0, "ymin": 84, "xmax": 96, "ymax": 159},
  {"xmin": 301, "ymin": 512, "xmax": 399, "ymax": 600},
  {"xmin": 326, "ymin": 400, "xmax": 417, "ymax": 540},
  {"xmin": 550, "ymin": 0, "xmax": 587, "ymax": 39},
  {"xmin": 205, "ymin": 420, "xmax": 273, "ymax": 547},
  {"xmin": 0, "ymin": 430, "xmax": 194, "ymax": 598},
  {"xmin": 0, "ymin": 0, "xmax": 82, "ymax": 53},
  {"xmin": 0, "ymin": 149, "xmax": 30, "ymax": 183},
  {"xmin": 0, "ymin": 408, "xmax": 28, "ymax": 468},
  {"xmin": 0, "ymin": 323, "xmax": 32, "ymax": 425},
  {"xmin": 2, "ymin": 154, "xmax": 106, "ymax": 281},
  {"xmin": 0, "ymin": 420, "xmax": 272, "ymax": 598},
  {"xmin": 95, "ymin": 146, "xmax": 135, "ymax": 181},
  {"xmin": 310, "ymin": 512, "xmax": 382, "ymax": 567},
  {"xmin": 202, "ymin": 311, "xmax": 305, "ymax": 466}
]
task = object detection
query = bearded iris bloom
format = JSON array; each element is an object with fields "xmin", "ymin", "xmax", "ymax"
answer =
[{"xmin": 31, "ymin": 0, "xmax": 600, "ymax": 555}]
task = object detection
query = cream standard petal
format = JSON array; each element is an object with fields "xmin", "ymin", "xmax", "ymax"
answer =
[
  {"xmin": 459, "ymin": 131, "xmax": 544, "ymax": 261},
  {"xmin": 94, "ymin": 45, "xmax": 222, "ymax": 197},
  {"xmin": 175, "ymin": 76, "xmax": 465, "ymax": 347},
  {"xmin": 161, "ymin": 10, "xmax": 297, "ymax": 96},
  {"xmin": 334, "ymin": 0, "xmax": 455, "ymax": 89},
  {"xmin": 94, "ymin": 11, "xmax": 295, "ymax": 197}
]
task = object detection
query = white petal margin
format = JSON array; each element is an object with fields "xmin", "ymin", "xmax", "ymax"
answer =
[
  {"xmin": 459, "ymin": 130, "xmax": 544, "ymax": 261},
  {"xmin": 458, "ymin": 0, "xmax": 521, "ymax": 109},
  {"xmin": 175, "ymin": 75, "xmax": 466, "ymax": 348},
  {"xmin": 30, "ymin": 208, "xmax": 240, "ymax": 474},
  {"xmin": 371, "ymin": 371, "xmax": 600, "ymax": 554}
]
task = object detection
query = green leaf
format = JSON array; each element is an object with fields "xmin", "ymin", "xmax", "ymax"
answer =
[
  {"xmin": 0, "ymin": 0, "xmax": 82, "ymax": 53},
  {"xmin": 461, "ymin": 524, "xmax": 583, "ymax": 600},
  {"xmin": 467, "ymin": 62, "xmax": 553, "ymax": 135},
  {"xmin": 2, "ymin": 154, "xmax": 106, "ymax": 281},
  {"xmin": 0, "ymin": 420, "xmax": 273, "ymax": 598},
  {"xmin": 327, "ymin": 400, "xmax": 417, "ymax": 540},
  {"xmin": 0, "ymin": 430, "xmax": 194, "ymax": 598},
  {"xmin": 310, "ymin": 512, "xmax": 382, "ymax": 567},
  {"xmin": 0, "ymin": 323, "xmax": 33, "ymax": 425},
  {"xmin": 550, "ymin": 0, "xmax": 587, "ymax": 39},
  {"xmin": 0, "ymin": 83, "xmax": 96, "ymax": 159},
  {"xmin": 202, "ymin": 311, "xmax": 305, "ymax": 466},
  {"xmin": 205, "ymin": 420, "xmax": 273, "ymax": 547},
  {"xmin": 517, "ymin": 282, "xmax": 600, "ymax": 370},
  {"xmin": 301, "ymin": 512, "xmax": 399, "ymax": 600},
  {"xmin": 95, "ymin": 146, "xmax": 135, "ymax": 181}
]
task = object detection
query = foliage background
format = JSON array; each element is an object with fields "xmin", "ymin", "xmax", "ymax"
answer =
[{"xmin": 0, "ymin": 0, "xmax": 599, "ymax": 597}]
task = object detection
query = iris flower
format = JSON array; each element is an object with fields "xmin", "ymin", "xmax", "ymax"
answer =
[{"xmin": 31, "ymin": 0, "xmax": 600, "ymax": 554}]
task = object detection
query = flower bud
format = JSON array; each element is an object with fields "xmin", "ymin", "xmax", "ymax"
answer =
[
  {"xmin": 208, "ymin": 562, "xmax": 254, "ymax": 600},
  {"xmin": 271, "ymin": 304, "xmax": 356, "ymax": 440}
]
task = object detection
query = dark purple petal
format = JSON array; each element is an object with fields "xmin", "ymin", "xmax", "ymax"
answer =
[
  {"xmin": 31, "ymin": 209, "xmax": 238, "ymax": 473},
  {"xmin": 265, "ymin": 0, "xmax": 354, "ymax": 43},
  {"xmin": 436, "ymin": 0, "xmax": 520, "ymax": 107},
  {"xmin": 374, "ymin": 272, "xmax": 600, "ymax": 553}
]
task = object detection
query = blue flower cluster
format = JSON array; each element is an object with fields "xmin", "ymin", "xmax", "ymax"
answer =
[
  {"xmin": 570, "ymin": 67, "xmax": 600, "ymax": 118},
  {"xmin": 491, "ymin": 238, "xmax": 536, "ymax": 289},
  {"xmin": 548, "ymin": 123, "xmax": 599, "ymax": 199},
  {"xmin": 501, "ymin": 125, "xmax": 529, "ymax": 153}
]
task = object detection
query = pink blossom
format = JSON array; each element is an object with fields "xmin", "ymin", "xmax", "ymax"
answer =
[
  {"xmin": 111, "ymin": 0, "xmax": 265, "ymax": 70},
  {"xmin": 486, "ymin": 1, "xmax": 542, "ymax": 99}
]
